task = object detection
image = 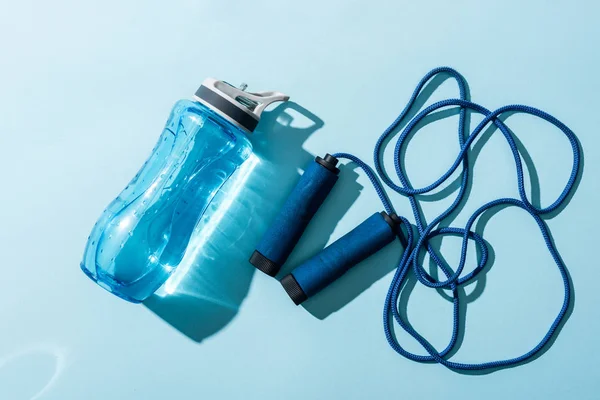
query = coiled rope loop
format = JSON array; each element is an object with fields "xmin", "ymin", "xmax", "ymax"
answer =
[{"xmin": 332, "ymin": 66, "xmax": 580, "ymax": 371}]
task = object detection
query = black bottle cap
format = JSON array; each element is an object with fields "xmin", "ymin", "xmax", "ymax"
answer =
[
  {"xmin": 280, "ymin": 274, "xmax": 308, "ymax": 305},
  {"xmin": 249, "ymin": 250, "xmax": 280, "ymax": 277},
  {"xmin": 315, "ymin": 153, "xmax": 340, "ymax": 174}
]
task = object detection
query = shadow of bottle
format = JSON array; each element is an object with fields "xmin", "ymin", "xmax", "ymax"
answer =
[{"xmin": 144, "ymin": 102, "xmax": 363, "ymax": 342}]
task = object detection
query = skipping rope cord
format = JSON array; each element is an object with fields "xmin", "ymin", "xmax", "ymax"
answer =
[{"xmin": 332, "ymin": 66, "xmax": 580, "ymax": 371}]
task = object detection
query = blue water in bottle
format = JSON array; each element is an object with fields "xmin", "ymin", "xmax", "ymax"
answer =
[{"xmin": 81, "ymin": 79, "xmax": 289, "ymax": 302}]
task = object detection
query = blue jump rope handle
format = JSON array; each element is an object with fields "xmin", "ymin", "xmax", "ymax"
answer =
[
  {"xmin": 249, "ymin": 154, "xmax": 340, "ymax": 276},
  {"xmin": 281, "ymin": 212, "xmax": 402, "ymax": 305}
]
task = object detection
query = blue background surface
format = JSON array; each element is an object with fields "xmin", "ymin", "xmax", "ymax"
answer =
[{"xmin": 1, "ymin": 0, "xmax": 599, "ymax": 398}]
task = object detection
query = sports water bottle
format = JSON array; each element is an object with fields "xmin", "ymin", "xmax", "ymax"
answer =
[{"xmin": 81, "ymin": 79, "xmax": 289, "ymax": 302}]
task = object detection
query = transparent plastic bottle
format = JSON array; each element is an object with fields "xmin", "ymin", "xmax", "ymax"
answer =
[{"xmin": 81, "ymin": 79, "xmax": 289, "ymax": 302}]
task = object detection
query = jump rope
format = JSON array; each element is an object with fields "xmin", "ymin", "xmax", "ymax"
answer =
[{"xmin": 249, "ymin": 66, "xmax": 581, "ymax": 371}]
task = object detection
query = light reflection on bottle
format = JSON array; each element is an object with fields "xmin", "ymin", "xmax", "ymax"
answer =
[{"xmin": 162, "ymin": 154, "xmax": 260, "ymax": 295}]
